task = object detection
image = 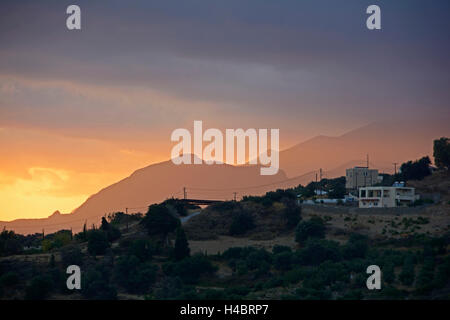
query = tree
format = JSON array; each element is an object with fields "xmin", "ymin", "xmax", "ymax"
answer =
[
  {"xmin": 100, "ymin": 217, "xmax": 110, "ymax": 231},
  {"xmin": 0, "ymin": 230, "xmax": 22, "ymax": 256},
  {"xmin": 399, "ymin": 156, "xmax": 431, "ymax": 181},
  {"xmin": 82, "ymin": 268, "xmax": 117, "ymax": 300},
  {"xmin": 61, "ymin": 245, "xmax": 83, "ymax": 266},
  {"xmin": 383, "ymin": 262, "xmax": 396, "ymax": 284},
  {"xmin": 163, "ymin": 254, "xmax": 217, "ymax": 284},
  {"xmin": 295, "ymin": 217, "xmax": 325, "ymax": 244},
  {"xmin": 106, "ymin": 226, "xmax": 121, "ymax": 242},
  {"xmin": 399, "ymin": 255, "xmax": 415, "ymax": 286},
  {"xmin": 25, "ymin": 275, "xmax": 53, "ymax": 300},
  {"xmin": 282, "ymin": 198, "xmax": 302, "ymax": 228},
  {"xmin": 229, "ymin": 212, "xmax": 255, "ymax": 235},
  {"xmin": 342, "ymin": 233, "xmax": 368, "ymax": 259},
  {"xmin": 174, "ymin": 227, "xmax": 190, "ymax": 261},
  {"xmin": 141, "ymin": 204, "xmax": 180, "ymax": 238},
  {"xmin": 87, "ymin": 230, "xmax": 110, "ymax": 255},
  {"xmin": 114, "ymin": 255, "xmax": 157, "ymax": 294},
  {"xmin": 433, "ymin": 137, "xmax": 450, "ymax": 170},
  {"xmin": 297, "ymin": 239, "xmax": 341, "ymax": 265}
]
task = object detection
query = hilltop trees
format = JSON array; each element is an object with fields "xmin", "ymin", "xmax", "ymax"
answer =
[
  {"xmin": 433, "ymin": 137, "xmax": 450, "ymax": 170},
  {"xmin": 0, "ymin": 230, "xmax": 22, "ymax": 257},
  {"xmin": 141, "ymin": 203, "xmax": 180, "ymax": 238},
  {"xmin": 399, "ymin": 156, "xmax": 431, "ymax": 181}
]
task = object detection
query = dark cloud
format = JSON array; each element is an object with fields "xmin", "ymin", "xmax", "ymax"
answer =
[{"xmin": 0, "ymin": 0, "xmax": 449, "ymax": 130}]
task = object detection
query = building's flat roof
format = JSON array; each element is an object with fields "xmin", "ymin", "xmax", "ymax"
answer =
[{"xmin": 359, "ymin": 186, "xmax": 414, "ymax": 190}]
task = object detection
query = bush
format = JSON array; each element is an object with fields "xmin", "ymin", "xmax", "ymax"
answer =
[
  {"xmin": 273, "ymin": 251, "xmax": 293, "ymax": 271},
  {"xmin": 399, "ymin": 255, "xmax": 415, "ymax": 286},
  {"xmin": 0, "ymin": 271, "xmax": 19, "ymax": 287},
  {"xmin": 128, "ymin": 239, "xmax": 157, "ymax": 262},
  {"xmin": 272, "ymin": 245, "xmax": 292, "ymax": 255},
  {"xmin": 0, "ymin": 230, "xmax": 22, "ymax": 256},
  {"xmin": 25, "ymin": 275, "xmax": 53, "ymax": 300},
  {"xmin": 82, "ymin": 268, "xmax": 117, "ymax": 300},
  {"xmin": 87, "ymin": 230, "xmax": 110, "ymax": 255},
  {"xmin": 297, "ymin": 239, "xmax": 341, "ymax": 265},
  {"xmin": 295, "ymin": 217, "xmax": 325, "ymax": 244},
  {"xmin": 114, "ymin": 255, "xmax": 158, "ymax": 294},
  {"xmin": 229, "ymin": 212, "xmax": 255, "ymax": 235},
  {"xmin": 342, "ymin": 234, "xmax": 369, "ymax": 259},
  {"xmin": 163, "ymin": 254, "xmax": 217, "ymax": 284},
  {"xmin": 282, "ymin": 198, "xmax": 302, "ymax": 228},
  {"xmin": 61, "ymin": 245, "xmax": 83, "ymax": 266},
  {"xmin": 106, "ymin": 227, "xmax": 121, "ymax": 242}
]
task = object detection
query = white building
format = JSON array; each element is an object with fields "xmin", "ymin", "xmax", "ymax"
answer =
[{"xmin": 358, "ymin": 186, "xmax": 417, "ymax": 208}]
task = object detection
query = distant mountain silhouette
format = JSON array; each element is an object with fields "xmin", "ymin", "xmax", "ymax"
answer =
[
  {"xmin": 0, "ymin": 155, "xmax": 287, "ymax": 234},
  {"xmin": 2, "ymin": 120, "xmax": 448, "ymax": 234},
  {"xmin": 279, "ymin": 120, "xmax": 449, "ymax": 178}
]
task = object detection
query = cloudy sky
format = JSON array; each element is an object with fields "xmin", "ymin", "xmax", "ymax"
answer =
[{"xmin": 0, "ymin": 0, "xmax": 449, "ymax": 220}]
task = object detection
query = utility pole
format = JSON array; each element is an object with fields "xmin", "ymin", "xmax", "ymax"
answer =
[
  {"xmin": 367, "ymin": 154, "xmax": 369, "ymax": 168},
  {"xmin": 233, "ymin": 192, "xmax": 237, "ymax": 202},
  {"xmin": 125, "ymin": 207, "xmax": 128, "ymax": 215},
  {"xmin": 42, "ymin": 229, "xmax": 45, "ymax": 240},
  {"xmin": 319, "ymin": 168, "xmax": 323, "ymax": 195},
  {"xmin": 183, "ymin": 187, "xmax": 187, "ymax": 200},
  {"xmin": 393, "ymin": 162, "xmax": 398, "ymax": 175}
]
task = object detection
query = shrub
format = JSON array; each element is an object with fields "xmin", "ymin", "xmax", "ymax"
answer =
[
  {"xmin": 399, "ymin": 255, "xmax": 415, "ymax": 286},
  {"xmin": 163, "ymin": 254, "xmax": 217, "ymax": 284},
  {"xmin": 297, "ymin": 239, "xmax": 341, "ymax": 265},
  {"xmin": 129, "ymin": 239, "xmax": 157, "ymax": 262},
  {"xmin": 273, "ymin": 251, "xmax": 293, "ymax": 271},
  {"xmin": 106, "ymin": 226, "xmax": 121, "ymax": 242},
  {"xmin": 229, "ymin": 212, "xmax": 255, "ymax": 236},
  {"xmin": 0, "ymin": 230, "xmax": 22, "ymax": 256},
  {"xmin": 272, "ymin": 245, "xmax": 292, "ymax": 255},
  {"xmin": 295, "ymin": 217, "xmax": 325, "ymax": 244},
  {"xmin": 282, "ymin": 198, "xmax": 302, "ymax": 228},
  {"xmin": 25, "ymin": 275, "xmax": 53, "ymax": 300},
  {"xmin": 87, "ymin": 230, "xmax": 110, "ymax": 255},
  {"xmin": 61, "ymin": 245, "xmax": 83, "ymax": 266},
  {"xmin": 0, "ymin": 271, "xmax": 19, "ymax": 287},
  {"xmin": 82, "ymin": 268, "xmax": 117, "ymax": 300},
  {"xmin": 342, "ymin": 234, "xmax": 369, "ymax": 259},
  {"xmin": 114, "ymin": 255, "xmax": 158, "ymax": 294}
]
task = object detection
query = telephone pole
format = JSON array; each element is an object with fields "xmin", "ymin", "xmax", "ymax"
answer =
[
  {"xmin": 393, "ymin": 162, "xmax": 398, "ymax": 175},
  {"xmin": 183, "ymin": 187, "xmax": 187, "ymax": 200}
]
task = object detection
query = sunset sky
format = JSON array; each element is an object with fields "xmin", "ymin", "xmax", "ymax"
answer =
[{"xmin": 1, "ymin": 0, "xmax": 449, "ymax": 221}]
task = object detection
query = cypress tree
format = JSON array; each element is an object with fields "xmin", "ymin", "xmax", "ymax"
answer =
[{"xmin": 174, "ymin": 227, "xmax": 190, "ymax": 261}]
